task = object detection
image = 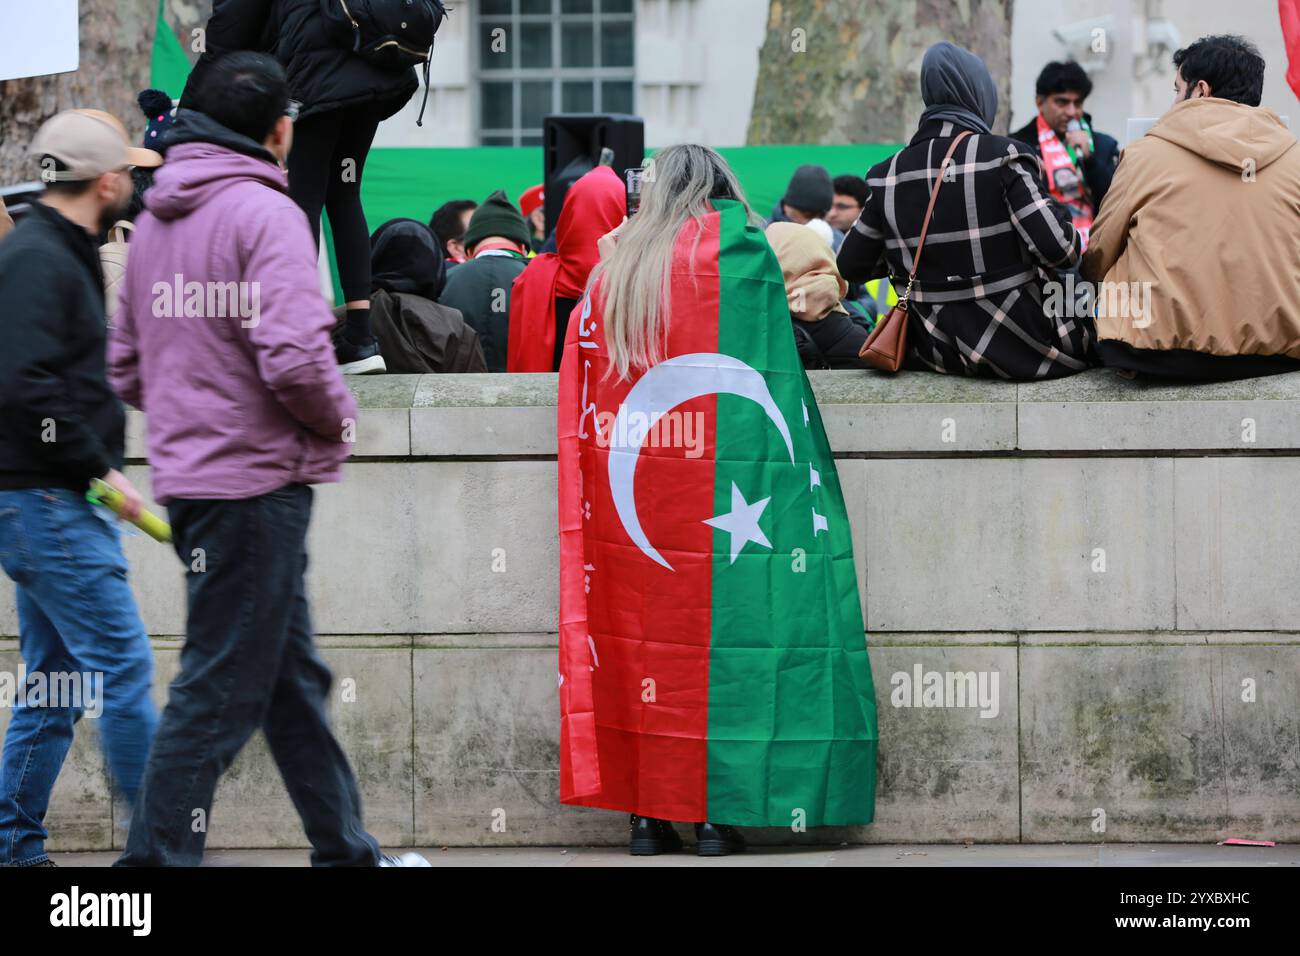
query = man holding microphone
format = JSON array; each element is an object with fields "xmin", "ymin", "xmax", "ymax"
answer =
[{"xmin": 1012, "ymin": 60, "xmax": 1121, "ymax": 250}]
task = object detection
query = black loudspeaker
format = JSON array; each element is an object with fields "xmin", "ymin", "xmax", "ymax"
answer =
[{"xmin": 542, "ymin": 113, "xmax": 645, "ymax": 234}]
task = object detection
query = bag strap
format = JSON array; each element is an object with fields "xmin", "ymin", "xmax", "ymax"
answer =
[
  {"xmin": 899, "ymin": 129, "xmax": 972, "ymax": 304},
  {"xmin": 106, "ymin": 220, "xmax": 134, "ymax": 245}
]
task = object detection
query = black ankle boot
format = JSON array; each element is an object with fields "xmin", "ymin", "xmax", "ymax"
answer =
[
  {"xmin": 628, "ymin": 815, "xmax": 683, "ymax": 856},
  {"xmin": 694, "ymin": 822, "xmax": 745, "ymax": 857}
]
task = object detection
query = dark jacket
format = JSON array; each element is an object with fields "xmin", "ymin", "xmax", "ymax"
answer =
[
  {"xmin": 1010, "ymin": 112, "xmax": 1120, "ymax": 212},
  {"xmin": 0, "ymin": 203, "xmax": 124, "ymax": 490},
  {"xmin": 438, "ymin": 252, "xmax": 529, "ymax": 372},
  {"xmin": 180, "ymin": 0, "xmax": 272, "ymax": 109},
  {"xmin": 164, "ymin": 107, "xmax": 282, "ymax": 163},
  {"xmin": 838, "ymin": 119, "xmax": 1093, "ymax": 380},
  {"xmin": 181, "ymin": 0, "xmax": 417, "ymax": 122},
  {"xmin": 792, "ymin": 311, "xmax": 874, "ymax": 370},
  {"xmin": 368, "ymin": 291, "xmax": 487, "ymax": 373},
  {"xmin": 342, "ymin": 218, "xmax": 486, "ymax": 373}
]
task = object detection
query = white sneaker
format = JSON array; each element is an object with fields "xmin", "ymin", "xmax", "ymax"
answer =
[{"xmin": 380, "ymin": 851, "xmax": 432, "ymax": 867}]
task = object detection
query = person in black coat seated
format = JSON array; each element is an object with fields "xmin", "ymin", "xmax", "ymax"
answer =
[
  {"xmin": 839, "ymin": 42, "xmax": 1093, "ymax": 380},
  {"xmin": 335, "ymin": 218, "xmax": 487, "ymax": 374},
  {"xmin": 1010, "ymin": 61, "xmax": 1120, "ymax": 235},
  {"xmin": 181, "ymin": 0, "xmax": 421, "ymax": 375}
]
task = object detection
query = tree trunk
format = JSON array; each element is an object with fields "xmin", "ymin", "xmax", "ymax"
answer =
[
  {"xmin": 748, "ymin": 0, "xmax": 1014, "ymax": 145},
  {"xmin": 0, "ymin": 0, "xmax": 162, "ymax": 184}
]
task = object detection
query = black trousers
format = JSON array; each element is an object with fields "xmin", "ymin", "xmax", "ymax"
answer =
[
  {"xmin": 288, "ymin": 106, "xmax": 382, "ymax": 303},
  {"xmin": 117, "ymin": 484, "xmax": 379, "ymax": 867},
  {"xmin": 1097, "ymin": 340, "xmax": 1300, "ymax": 382}
]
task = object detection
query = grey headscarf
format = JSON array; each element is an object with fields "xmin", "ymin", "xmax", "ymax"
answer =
[{"xmin": 918, "ymin": 42, "xmax": 998, "ymax": 135}]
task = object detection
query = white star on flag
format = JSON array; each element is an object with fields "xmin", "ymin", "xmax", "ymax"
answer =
[{"xmin": 703, "ymin": 482, "xmax": 772, "ymax": 564}]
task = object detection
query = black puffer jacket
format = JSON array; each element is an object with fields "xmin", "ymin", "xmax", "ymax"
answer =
[
  {"xmin": 792, "ymin": 311, "xmax": 875, "ymax": 370},
  {"xmin": 181, "ymin": 0, "xmax": 417, "ymax": 122}
]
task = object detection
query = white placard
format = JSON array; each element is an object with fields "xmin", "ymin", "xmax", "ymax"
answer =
[{"xmin": 0, "ymin": 0, "xmax": 80, "ymax": 83}]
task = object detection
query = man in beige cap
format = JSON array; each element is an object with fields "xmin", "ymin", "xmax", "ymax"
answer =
[{"xmin": 0, "ymin": 109, "xmax": 160, "ymax": 867}]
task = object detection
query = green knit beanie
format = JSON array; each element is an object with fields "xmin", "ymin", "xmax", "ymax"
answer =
[{"xmin": 463, "ymin": 189, "xmax": 530, "ymax": 251}]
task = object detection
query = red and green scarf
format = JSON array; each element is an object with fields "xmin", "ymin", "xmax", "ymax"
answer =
[
  {"xmin": 1036, "ymin": 113, "xmax": 1094, "ymax": 251},
  {"xmin": 556, "ymin": 199, "xmax": 877, "ymax": 827}
]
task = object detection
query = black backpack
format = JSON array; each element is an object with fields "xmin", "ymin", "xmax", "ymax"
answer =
[{"xmin": 319, "ymin": 0, "xmax": 448, "ymax": 122}]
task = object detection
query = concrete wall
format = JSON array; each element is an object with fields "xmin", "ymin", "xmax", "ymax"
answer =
[{"xmin": 3, "ymin": 369, "xmax": 1299, "ymax": 849}]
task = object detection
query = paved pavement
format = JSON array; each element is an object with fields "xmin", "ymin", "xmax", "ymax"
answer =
[{"xmin": 50, "ymin": 843, "xmax": 1300, "ymax": 867}]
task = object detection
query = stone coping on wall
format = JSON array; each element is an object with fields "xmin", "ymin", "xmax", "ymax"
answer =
[{"xmin": 122, "ymin": 368, "xmax": 1300, "ymax": 460}]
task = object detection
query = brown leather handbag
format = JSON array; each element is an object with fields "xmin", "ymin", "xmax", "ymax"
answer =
[{"xmin": 859, "ymin": 130, "xmax": 972, "ymax": 372}]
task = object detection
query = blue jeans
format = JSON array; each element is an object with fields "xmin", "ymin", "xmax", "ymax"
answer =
[
  {"xmin": 0, "ymin": 488, "xmax": 157, "ymax": 866},
  {"xmin": 117, "ymin": 484, "xmax": 380, "ymax": 867}
]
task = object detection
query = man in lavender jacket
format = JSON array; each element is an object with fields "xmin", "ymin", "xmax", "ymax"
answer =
[{"xmin": 109, "ymin": 53, "xmax": 420, "ymax": 867}]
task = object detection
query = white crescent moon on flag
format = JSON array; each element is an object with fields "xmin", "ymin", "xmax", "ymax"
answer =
[{"xmin": 607, "ymin": 353, "xmax": 795, "ymax": 571}]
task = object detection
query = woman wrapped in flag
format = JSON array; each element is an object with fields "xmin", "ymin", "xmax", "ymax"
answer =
[{"xmin": 557, "ymin": 144, "xmax": 878, "ymax": 856}]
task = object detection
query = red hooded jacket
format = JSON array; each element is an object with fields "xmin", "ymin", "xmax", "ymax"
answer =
[{"xmin": 507, "ymin": 166, "xmax": 625, "ymax": 372}]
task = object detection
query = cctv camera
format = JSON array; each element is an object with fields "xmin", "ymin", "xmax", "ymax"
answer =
[{"xmin": 1052, "ymin": 15, "xmax": 1116, "ymax": 69}]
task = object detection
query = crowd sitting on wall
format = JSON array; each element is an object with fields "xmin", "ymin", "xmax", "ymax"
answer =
[
  {"xmin": 333, "ymin": 33, "xmax": 1296, "ymax": 383},
  {"xmin": 2, "ymin": 34, "xmax": 1298, "ymax": 384}
]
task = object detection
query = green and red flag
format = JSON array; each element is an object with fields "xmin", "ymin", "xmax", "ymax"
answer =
[
  {"xmin": 557, "ymin": 198, "xmax": 877, "ymax": 826},
  {"xmin": 1284, "ymin": 0, "xmax": 1300, "ymax": 103}
]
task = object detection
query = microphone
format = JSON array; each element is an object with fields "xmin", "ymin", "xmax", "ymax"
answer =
[{"xmin": 1067, "ymin": 119, "xmax": 1082, "ymax": 133}]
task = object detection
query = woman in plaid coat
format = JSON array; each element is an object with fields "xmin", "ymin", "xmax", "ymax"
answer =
[{"xmin": 838, "ymin": 43, "xmax": 1096, "ymax": 380}]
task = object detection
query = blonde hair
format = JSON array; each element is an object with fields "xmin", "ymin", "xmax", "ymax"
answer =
[{"xmin": 586, "ymin": 144, "xmax": 756, "ymax": 380}]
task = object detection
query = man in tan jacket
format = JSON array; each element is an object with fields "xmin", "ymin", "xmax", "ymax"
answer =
[
  {"xmin": 0, "ymin": 196, "xmax": 13, "ymax": 243},
  {"xmin": 1082, "ymin": 35, "xmax": 1300, "ymax": 380}
]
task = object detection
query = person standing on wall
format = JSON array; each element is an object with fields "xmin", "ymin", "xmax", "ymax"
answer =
[{"xmin": 182, "ymin": 0, "xmax": 445, "ymax": 374}]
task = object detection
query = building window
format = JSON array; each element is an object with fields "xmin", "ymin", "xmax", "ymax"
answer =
[{"xmin": 477, "ymin": 0, "xmax": 636, "ymax": 146}]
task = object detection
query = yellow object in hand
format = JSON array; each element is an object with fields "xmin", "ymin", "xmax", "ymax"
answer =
[{"xmin": 87, "ymin": 478, "xmax": 172, "ymax": 543}]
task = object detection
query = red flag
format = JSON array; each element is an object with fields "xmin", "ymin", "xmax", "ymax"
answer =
[{"xmin": 1284, "ymin": 0, "xmax": 1300, "ymax": 102}]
